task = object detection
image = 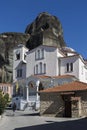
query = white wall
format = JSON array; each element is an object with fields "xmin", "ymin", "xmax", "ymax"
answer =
[
  {"xmin": 26, "ymin": 46, "xmax": 63, "ymax": 78},
  {"xmin": 13, "ymin": 45, "xmax": 87, "ymax": 84},
  {"xmin": 60, "ymin": 55, "xmax": 87, "ymax": 83},
  {"xmin": 78, "ymin": 58, "xmax": 87, "ymax": 83},
  {"xmin": 13, "ymin": 45, "xmax": 28, "ymax": 82},
  {"xmin": 60, "ymin": 56, "xmax": 79, "ymax": 78}
]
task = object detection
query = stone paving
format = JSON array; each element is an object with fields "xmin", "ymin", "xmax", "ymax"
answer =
[{"xmin": 0, "ymin": 109, "xmax": 87, "ymax": 130}]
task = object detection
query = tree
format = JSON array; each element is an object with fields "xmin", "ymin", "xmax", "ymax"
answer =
[
  {"xmin": 0, "ymin": 90, "xmax": 6, "ymax": 115},
  {"xmin": 4, "ymin": 93, "xmax": 9, "ymax": 103}
]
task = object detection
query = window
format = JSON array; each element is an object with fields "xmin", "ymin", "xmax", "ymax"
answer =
[
  {"xmin": 66, "ymin": 63, "xmax": 69, "ymax": 72},
  {"xmin": 35, "ymin": 63, "xmax": 46, "ymax": 74},
  {"xmin": 35, "ymin": 52, "xmax": 37, "ymax": 59},
  {"xmin": 17, "ymin": 69, "xmax": 22, "ymax": 77},
  {"xmin": 36, "ymin": 65, "xmax": 38, "ymax": 74},
  {"xmin": 42, "ymin": 49, "xmax": 44, "ymax": 59},
  {"xmin": 44, "ymin": 63, "xmax": 46, "ymax": 73},
  {"xmin": 66, "ymin": 63, "xmax": 73, "ymax": 72},
  {"xmin": 4, "ymin": 86, "xmax": 6, "ymax": 93},
  {"xmin": 16, "ymin": 53, "xmax": 20, "ymax": 60},
  {"xmin": 38, "ymin": 50, "xmax": 40, "ymax": 59},
  {"xmin": 70, "ymin": 63, "xmax": 73, "ymax": 71},
  {"xmin": 7, "ymin": 86, "xmax": 8, "ymax": 92},
  {"xmin": 35, "ymin": 49, "xmax": 44, "ymax": 60},
  {"xmin": 40, "ymin": 62, "xmax": 42, "ymax": 74}
]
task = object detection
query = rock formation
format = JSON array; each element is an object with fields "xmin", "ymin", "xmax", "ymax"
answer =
[
  {"xmin": 0, "ymin": 32, "xmax": 30, "ymax": 83},
  {"xmin": 0, "ymin": 12, "xmax": 66, "ymax": 83},
  {"xmin": 25, "ymin": 12, "xmax": 66, "ymax": 49}
]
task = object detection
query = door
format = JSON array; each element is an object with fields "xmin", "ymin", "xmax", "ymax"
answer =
[{"xmin": 64, "ymin": 100, "xmax": 71, "ymax": 117}]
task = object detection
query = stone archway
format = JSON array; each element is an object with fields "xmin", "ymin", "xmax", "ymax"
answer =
[
  {"xmin": 61, "ymin": 92, "xmax": 75, "ymax": 117},
  {"xmin": 28, "ymin": 81, "xmax": 36, "ymax": 96},
  {"xmin": 38, "ymin": 82, "xmax": 44, "ymax": 91},
  {"xmin": 64, "ymin": 100, "xmax": 72, "ymax": 117}
]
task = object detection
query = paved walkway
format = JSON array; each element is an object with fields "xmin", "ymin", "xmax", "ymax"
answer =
[{"xmin": 0, "ymin": 109, "xmax": 87, "ymax": 130}]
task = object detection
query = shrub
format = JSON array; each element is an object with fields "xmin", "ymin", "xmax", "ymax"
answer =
[{"xmin": 0, "ymin": 90, "xmax": 6, "ymax": 115}]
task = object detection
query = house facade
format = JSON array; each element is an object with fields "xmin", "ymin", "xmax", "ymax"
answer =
[
  {"xmin": 12, "ymin": 44, "xmax": 87, "ymax": 111},
  {"xmin": 0, "ymin": 83, "xmax": 13, "ymax": 98},
  {"xmin": 26, "ymin": 45, "xmax": 64, "ymax": 77},
  {"xmin": 60, "ymin": 55, "xmax": 87, "ymax": 83},
  {"xmin": 40, "ymin": 81, "xmax": 87, "ymax": 118}
]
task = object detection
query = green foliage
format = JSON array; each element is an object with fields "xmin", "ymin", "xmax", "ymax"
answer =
[
  {"xmin": 4, "ymin": 93, "xmax": 9, "ymax": 103},
  {"xmin": 0, "ymin": 90, "xmax": 6, "ymax": 115}
]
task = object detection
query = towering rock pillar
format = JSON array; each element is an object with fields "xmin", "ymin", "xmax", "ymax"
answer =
[{"xmin": 25, "ymin": 12, "xmax": 66, "ymax": 50}]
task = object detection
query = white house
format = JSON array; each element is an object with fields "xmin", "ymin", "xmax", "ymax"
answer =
[
  {"xmin": 26, "ymin": 45, "xmax": 64, "ymax": 77},
  {"xmin": 13, "ymin": 44, "xmax": 28, "ymax": 82},
  {"xmin": 12, "ymin": 44, "xmax": 87, "ymax": 110},
  {"xmin": 60, "ymin": 54, "xmax": 87, "ymax": 83}
]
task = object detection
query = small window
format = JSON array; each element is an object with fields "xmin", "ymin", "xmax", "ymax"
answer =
[
  {"xmin": 44, "ymin": 64, "xmax": 46, "ymax": 74},
  {"xmin": 66, "ymin": 63, "xmax": 69, "ymax": 72},
  {"xmin": 35, "ymin": 49, "xmax": 44, "ymax": 60},
  {"xmin": 66, "ymin": 63, "xmax": 73, "ymax": 72},
  {"xmin": 36, "ymin": 65, "xmax": 38, "ymax": 74},
  {"xmin": 35, "ymin": 52, "xmax": 36, "ymax": 59},
  {"xmin": 70, "ymin": 63, "xmax": 73, "ymax": 71},
  {"xmin": 42, "ymin": 49, "xmax": 44, "ymax": 59},
  {"xmin": 16, "ymin": 53, "xmax": 20, "ymax": 60},
  {"xmin": 40, "ymin": 62, "xmax": 42, "ymax": 74},
  {"xmin": 38, "ymin": 50, "xmax": 40, "ymax": 59},
  {"xmin": 17, "ymin": 69, "xmax": 22, "ymax": 77},
  {"xmin": 7, "ymin": 86, "xmax": 8, "ymax": 92}
]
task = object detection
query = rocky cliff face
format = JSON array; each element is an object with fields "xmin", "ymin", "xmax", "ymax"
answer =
[
  {"xmin": 0, "ymin": 12, "xmax": 66, "ymax": 83},
  {"xmin": 25, "ymin": 12, "xmax": 66, "ymax": 49},
  {"xmin": 0, "ymin": 32, "xmax": 30, "ymax": 83}
]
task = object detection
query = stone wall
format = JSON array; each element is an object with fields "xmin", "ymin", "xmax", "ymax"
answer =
[
  {"xmin": 40, "ymin": 91, "xmax": 87, "ymax": 118},
  {"xmin": 40, "ymin": 92, "xmax": 64, "ymax": 117},
  {"xmin": 71, "ymin": 100, "xmax": 80, "ymax": 118},
  {"xmin": 76, "ymin": 91, "xmax": 87, "ymax": 117}
]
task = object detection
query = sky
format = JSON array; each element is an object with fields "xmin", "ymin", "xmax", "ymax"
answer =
[{"xmin": 0, "ymin": 0, "xmax": 87, "ymax": 58}]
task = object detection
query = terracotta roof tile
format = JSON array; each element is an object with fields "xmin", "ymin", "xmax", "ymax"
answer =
[
  {"xmin": 40, "ymin": 81, "xmax": 87, "ymax": 93},
  {"xmin": 33, "ymin": 74, "xmax": 76, "ymax": 79},
  {"xmin": 51, "ymin": 75, "xmax": 76, "ymax": 79},
  {"xmin": 0, "ymin": 83, "xmax": 12, "ymax": 86},
  {"xmin": 32, "ymin": 75, "xmax": 51, "ymax": 79}
]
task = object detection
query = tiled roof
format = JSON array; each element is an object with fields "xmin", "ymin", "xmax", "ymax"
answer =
[
  {"xmin": 40, "ymin": 81, "xmax": 87, "ymax": 93},
  {"xmin": 0, "ymin": 83, "xmax": 12, "ymax": 86},
  {"xmin": 33, "ymin": 74, "xmax": 76, "ymax": 79},
  {"xmin": 59, "ymin": 54, "xmax": 79, "ymax": 59},
  {"xmin": 32, "ymin": 75, "xmax": 51, "ymax": 79},
  {"xmin": 51, "ymin": 75, "xmax": 76, "ymax": 79}
]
